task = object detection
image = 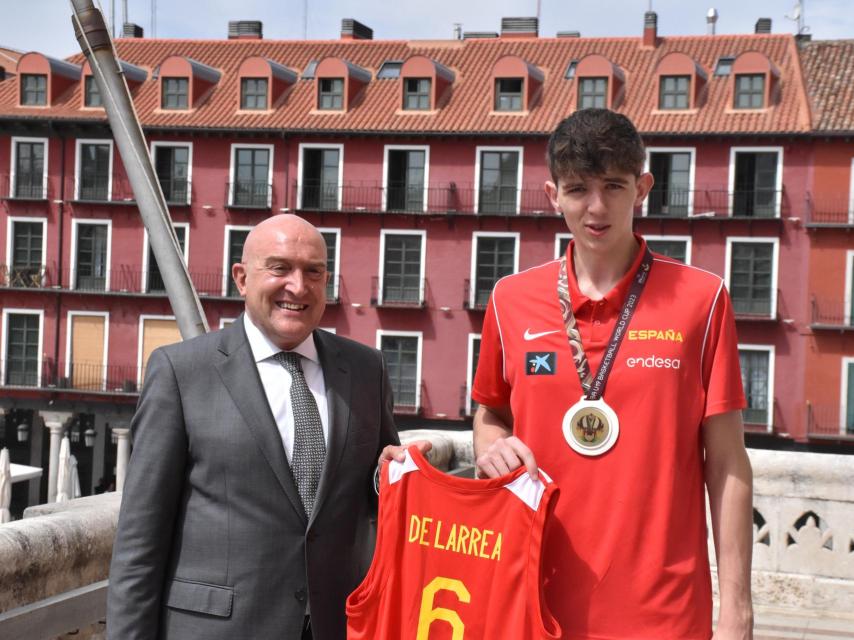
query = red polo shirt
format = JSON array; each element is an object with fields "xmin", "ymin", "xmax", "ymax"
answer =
[{"xmin": 472, "ymin": 237, "xmax": 745, "ymax": 639}]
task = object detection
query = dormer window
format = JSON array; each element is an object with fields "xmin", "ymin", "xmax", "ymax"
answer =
[
  {"xmin": 579, "ymin": 78, "xmax": 607, "ymax": 109},
  {"xmin": 734, "ymin": 74, "xmax": 765, "ymax": 109},
  {"xmin": 715, "ymin": 57, "xmax": 735, "ymax": 76},
  {"xmin": 318, "ymin": 78, "xmax": 344, "ymax": 110},
  {"xmin": 403, "ymin": 78, "xmax": 430, "ymax": 110},
  {"xmin": 659, "ymin": 76, "xmax": 689, "ymax": 110},
  {"xmin": 241, "ymin": 78, "xmax": 268, "ymax": 110},
  {"xmin": 20, "ymin": 74, "xmax": 46, "ymax": 105},
  {"xmin": 84, "ymin": 76, "xmax": 102, "ymax": 107},
  {"xmin": 162, "ymin": 77, "xmax": 189, "ymax": 109},
  {"xmin": 377, "ymin": 61, "xmax": 403, "ymax": 79},
  {"xmin": 494, "ymin": 78, "xmax": 523, "ymax": 111}
]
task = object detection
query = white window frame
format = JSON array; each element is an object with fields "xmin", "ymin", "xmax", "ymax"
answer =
[
  {"xmin": 643, "ymin": 147, "xmax": 696, "ymax": 217},
  {"xmin": 377, "ymin": 229, "xmax": 426, "ymax": 306},
  {"xmin": 841, "ymin": 356, "xmax": 854, "ymax": 436},
  {"xmin": 5, "ymin": 216, "xmax": 47, "ymax": 275},
  {"xmin": 142, "ymin": 222, "xmax": 190, "ymax": 293},
  {"xmin": 69, "ymin": 218, "xmax": 112, "ymax": 291},
  {"xmin": 1, "ymin": 308, "xmax": 44, "ymax": 387},
  {"xmin": 643, "ymin": 234, "xmax": 693, "ymax": 265},
  {"xmin": 554, "ymin": 233, "xmax": 572, "ymax": 260},
  {"xmin": 474, "ymin": 145, "xmax": 524, "ymax": 215},
  {"xmin": 727, "ymin": 146, "xmax": 784, "ymax": 218},
  {"xmin": 317, "ymin": 227, "xmax": 342, "ymax": 301},
  {"xmin": 845, "ymin": 249, "xmax": 854, "ymax": 326},
  {"xmin": 297, "ymin": 143, "xmax": 344, "ymax": 211},
  {"xmin": 381, "ymin": 144, "xmax": 430, "ymax": 213},
  {"xmin": 470, "ymin": 231, "xmax": 520, "ymax": 309},
  {"xmin": 725, "ymin": 237, "xmax": 780, "ymax": 320},
  {"xmin": 466, "ymin": 332, "xmax": 482, "ymax": 416},
  {"xmin": 64, "ymin": 310, "xmax": 110, "ymax": 390},
  {"xmin": 228, "ymin": 142, "xmax": 274, "ymax": 208},
  {"xmin": 10, "ymin": 136, "xmax": 49, "ymax": 199},
  {"xmin": 137, "ymin": 314, "xmax": 177, "ymax": 386},
  {"xmin": 376, "ymin": 329, "xmax": 423, "ymax": 412},
  {"xmin": 150, "ymin": 140, "xmax": 193, "ymax": 206},
  {"xmin": 74, "ymin": 138, "xmax": 114, "ymax": 201},
  {"xmin": 222, "ymin": 224, "xmax": 254, "ymax": 297},
  {"xmin": 738, "ymin": 343, "xmax": 775, "ymax": 432}
]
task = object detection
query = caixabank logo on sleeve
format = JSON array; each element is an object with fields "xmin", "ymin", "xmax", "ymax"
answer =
[{"xmin": 525, "ymin": 352, "xmax": 556, "ymax": 375}]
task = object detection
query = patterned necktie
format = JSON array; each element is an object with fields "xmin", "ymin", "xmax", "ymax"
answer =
[{"xmin": 274, "ymin": 351, "xmax": 326, "ymax": 518}]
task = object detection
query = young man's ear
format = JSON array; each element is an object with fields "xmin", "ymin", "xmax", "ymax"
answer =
[
  {"xmin": 634, "ymin": 172, "xmax": 655, "ymax": 206},
  {"xmin": 544, "ymin": 180, "xmax": 560, "ymax": 212}
]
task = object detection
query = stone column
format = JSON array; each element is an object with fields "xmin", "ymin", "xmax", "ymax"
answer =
[
  {"xmin": 39, "ymin": 411, "xmax": 72, "ymax": 504},
  {"xmin": 113, "ymin": 428, "xmax": 130, "ymax": 492}
]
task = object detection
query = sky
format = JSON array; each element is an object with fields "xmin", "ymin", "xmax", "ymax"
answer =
[{"xmin": 1, "ymin": 0, "xmax": 852, "ymax": 60}]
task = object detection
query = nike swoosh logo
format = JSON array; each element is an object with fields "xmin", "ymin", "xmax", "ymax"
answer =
[{"xmin": 523, "ymin": 329, "xmax": 560, "ymax": 341}]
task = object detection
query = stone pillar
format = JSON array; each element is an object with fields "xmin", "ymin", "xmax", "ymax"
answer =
[
  {"xmin": 113, "ymin": 428, "xmax": 130, "ymax": 492},
  {"xmin": 39, "ymin": 411, "xmax": 73, "ymax": 504}
]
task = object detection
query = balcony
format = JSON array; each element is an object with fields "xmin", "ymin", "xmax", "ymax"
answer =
[
  {"xmin": 810, "ymin": 296, "xmax": 854, "ymax": 331},
  {"xmin": 290, "ymin": 181, "xmax": 557, "ymax": 217},
  {"xmin": 227, "ymin": 181, "xmax": 272, "ymax": 209},
  {"xmin": 806, "ymin": 403, "xmax": 854, "ymax": 440},
  {"xmin": 157, "ymin": 177, "xmax": 191, "ymax": 206},
  {"xmin": 0, "ymin": 173, "xmax": 51, "ymax": 201},
  {"xmin": 391, "ymin": 380, "xmax": 421, "ymax": 415},
  {"xmin": 66, "ymin": 175, "xmax": 136, "ymax": 205},
  {"xmin": 462, "ymin": 279, "xmax": 490, "ymax": 311},
  {"xmin": 805, "ymin": 192, "xmax": 854, "ymax": 227},
  {"xmin": 0, "ymin": 358, "xmax": 140, "ymax": 395},
  {"xmin": 370, "ymin": 276, "xmax": 425, "ymax": 308},
  {"xmin": 640, "ymin": 188, "xmax": 785, "ymax": 219},
  {"xmin": 0, "ymin": 263, "xmax": 58, "ymax": 289}
]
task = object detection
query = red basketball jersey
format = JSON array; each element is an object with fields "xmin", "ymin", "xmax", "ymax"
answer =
[{"xmin": 347, "ymin": 446, "xmax": 560, "ymax": 640}]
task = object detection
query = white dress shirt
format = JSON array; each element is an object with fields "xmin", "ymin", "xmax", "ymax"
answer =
[{"xmin": 243, "ymin": 314, "xmax": 329, "ymax": 462}]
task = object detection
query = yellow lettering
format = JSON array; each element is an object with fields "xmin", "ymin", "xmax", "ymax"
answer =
[
  {"xmin": 409, "ymin": 515, "xmax": 421, "ymax": 543},
  {"xmin": 445, "ymin": 523, "xmax": 457, "ymax": 551},
  {"xmin": 676, "ymin": 331, "xmax": 683, "ymax": 342},
  {"xmin": 468, "ymin": 528, "xmax": 482, "ymax": 557},
  {"xmin": 417, "ymin": 577, "xmax": 471, "ymax": 640},
  {"xmin": 491, "ymin": 533, "xmax": 503, "ymax": 561},
  {"xmin": 628, "ymin": 330, "xmax": 637, "ymax": 340},
  {"xmin": 433, "ymin": 520, "xmax": 445, "ymax": 550},
  {"xmin": 419, "ymin": 517, "xmax": 433, "ymax": 546},
  {"xmin": 479, "ymin": 530, "xmax": 492, "ymax": 559},
  {"xmin": 457, "ymin": 525, "xmax": 470, "ymax": 554},
  {"xmin": 665, "ymin": 329, "xmax": 674, "ymax": 341}
]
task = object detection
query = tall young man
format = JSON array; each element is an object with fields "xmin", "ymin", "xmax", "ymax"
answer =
[{"xmin": 472, "ymin": 109, "xmax": 754, "ymax": 639}]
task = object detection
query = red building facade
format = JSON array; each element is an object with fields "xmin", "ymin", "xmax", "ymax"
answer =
[{"xmin": 0, "ymin": 14, "xmax": 851, "ymax": 510}]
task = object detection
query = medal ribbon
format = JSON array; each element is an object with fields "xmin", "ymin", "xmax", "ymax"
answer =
[{"xmin": 558, "ymin": 246, "xmax": 653, "ymax": 400}]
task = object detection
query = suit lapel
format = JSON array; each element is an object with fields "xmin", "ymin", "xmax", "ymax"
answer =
[
  {"xmin": 214, "ymin": 316, "xmax": 307, "ymax": 525},
  {"xmin": 310, "ymin": 330, "xmax": 352, "ymax": 528}
]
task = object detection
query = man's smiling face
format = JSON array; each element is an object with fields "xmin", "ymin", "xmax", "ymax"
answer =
[{"xmin": 233, "ymin": 215, "xmax": 328, "ymax": 350}]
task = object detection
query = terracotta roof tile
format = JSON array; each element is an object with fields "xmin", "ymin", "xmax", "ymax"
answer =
[
  {"xmin": 0, "ymin": 34, "xmax": 811, "ymax": 135},
  {"xmin": 800, "ymin": 39, "xmax": 854, "ymax": 132}
]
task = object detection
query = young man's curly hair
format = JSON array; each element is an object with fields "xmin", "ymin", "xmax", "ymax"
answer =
[{"xmin": 547, "ymin": 108, "xmax": 646, "ymax": 183}]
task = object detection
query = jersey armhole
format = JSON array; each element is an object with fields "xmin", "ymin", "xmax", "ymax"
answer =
[
  {"xmin": 527, "ymin": 483, "xmax": 562, "ymax": 639},
  {"xmin": 346, "ymin": 462, "xmax": 397, "ymax": 616}
]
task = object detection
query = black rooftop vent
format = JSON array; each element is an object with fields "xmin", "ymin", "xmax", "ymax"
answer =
[
  {"xmin": 557, "ymin": 31, "xmax": 581, "ymax": 38},
  {"xmin": 463, "ymin": 31, "xmax": 499, "ymax": 39},
  {"xmin": 228, "ymin": 20, "xmax": 263, "ymax": 39},
  {"xmin": 122, "ymin": 23, "xmax": 144, "ymax": 38},
  {"xmin": 341, "ymin": 19, "xmax": 373, "ymax": 40},
  {"xmin": 755, "ymin": 18, "xmax": 772, "ymax": 34}
]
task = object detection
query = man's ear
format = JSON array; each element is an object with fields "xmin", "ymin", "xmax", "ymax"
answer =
[
  {"xmin": 544, "ymin": 180, "xmax": 560, "ymax": 213},
  {"xmin": 634, "ymin": 172, "xmax": 655, "ymax": 206},
  {"xmin": 231, "ymin": 262, "xmax": 247, "ymax": 297}
]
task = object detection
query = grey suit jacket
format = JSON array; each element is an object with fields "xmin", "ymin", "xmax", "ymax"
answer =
[{"xmin": 107, "ymin": 317, "xmax": 399, "ymax": 640}]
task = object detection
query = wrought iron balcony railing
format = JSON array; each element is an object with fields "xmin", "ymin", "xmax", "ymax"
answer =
[
  {"xmin": 807, "ymin": 403, "xmax": 854, "ymax": 439},
  {"xmin": 228, "ymin": 181, "xmax": 272, "ymax": 209},
  {"xmin": 65, "ymin": 175, "xmax": 136, "ymax": 204},
  {"xmin": 0, "ymin": 263, "xmax": 58, "ymax": 289},
  {"xmin": 811, "ymin": 296, "xmax": 854, "ymax": 329},
  {"xmin": 370, "ymin": 276, "xmax": 426, "ymax": 307},
  {"xmin": 0, "ymin": 358, "xmax": 140, "ymax": 394},
  {"xmin": 805, "ymin": 192, "xmax": 854, "ymax": 226},
  {"xmin": 0, "ymin": 173, "xmax": 52, "ymax": 201}
]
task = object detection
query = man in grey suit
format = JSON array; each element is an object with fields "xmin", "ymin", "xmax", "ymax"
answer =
[{"xmin": 107, "ymin": 214, "xmax": 399, "ymax": 639}]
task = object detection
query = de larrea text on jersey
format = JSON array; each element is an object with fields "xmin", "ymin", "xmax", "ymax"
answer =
[{"xmin": 408, "ymin": 513, "xmax": 503, "ymax": 561}]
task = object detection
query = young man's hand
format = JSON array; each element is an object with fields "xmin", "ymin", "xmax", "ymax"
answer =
[{"xmin": 475, "ymin": 435, "xmax": 538, "ymax": 480}]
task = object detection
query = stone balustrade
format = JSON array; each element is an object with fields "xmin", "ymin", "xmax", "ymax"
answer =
[{"xmin": 0, "ymin": 433, "xmax": 852, "ymax": 638}]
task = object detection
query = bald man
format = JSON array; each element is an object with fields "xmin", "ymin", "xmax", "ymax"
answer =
[{"xmin": 108, "ymin": 215, "xmax": 399, "ymax": 640}]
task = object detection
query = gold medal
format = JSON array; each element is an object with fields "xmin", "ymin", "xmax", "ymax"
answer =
[{"xmin": 562, "ymin": 396, "xmax": 619, "ymax": 456}]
